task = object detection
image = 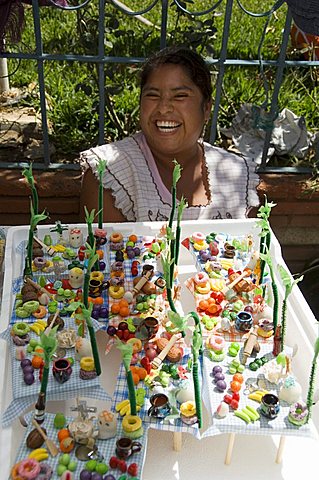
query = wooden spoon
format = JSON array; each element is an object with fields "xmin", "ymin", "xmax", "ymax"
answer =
[
  {"xmin": 31, "ymin": 418, "xmax": 59, "ymax": 457},
  {"xmin": 222, "ymin": 270, "xmax": 250, "ymax": 295}
]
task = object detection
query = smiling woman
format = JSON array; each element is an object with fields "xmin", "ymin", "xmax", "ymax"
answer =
[{"xmin": 80, "ymin": 46, "xmax": 260, "ymax": 222}]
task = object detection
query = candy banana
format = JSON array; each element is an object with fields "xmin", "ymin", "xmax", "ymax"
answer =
[
  {"xmin": 248, "ymin": 390, "xmax": 268, "ymax": 403},
  {"xmin": 116, "ymin": 399, "xmax": 130, "ymax": 412},
  {"xmin": 242, "ymin": 406, "xmax": 259, "ymax": 422},
  {"xmin": 234, "ymin": 410, "xmax": 251, "ymax": 423},
  {"xmin": 28, "ymin": 448, "xmax": 49, "ymax": 461},
  {"xmin": 30, "ymin": 321, "xmax": 46, "ymax": 335}
]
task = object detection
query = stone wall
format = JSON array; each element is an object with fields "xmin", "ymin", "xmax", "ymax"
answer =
[{"xmin": 0, "ymin": 169, "xmax": 318, "ymax": 277}]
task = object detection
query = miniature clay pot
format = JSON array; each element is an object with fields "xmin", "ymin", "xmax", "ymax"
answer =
[
  {"xmin": 115, "ymin": 437, "xmax": 142, "ymax": 459},
  {"xmin": 235, "ymin": 311, "xmax": 253, "ymax": 332},
  {"xmin": 52, "ymin": 358, "xmax": 72, "ymax": 384}
]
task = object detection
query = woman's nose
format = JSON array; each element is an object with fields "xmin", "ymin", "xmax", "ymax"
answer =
[{"xmin": 157, "ymin": 96, "xmax": 173, "ymax": 114}]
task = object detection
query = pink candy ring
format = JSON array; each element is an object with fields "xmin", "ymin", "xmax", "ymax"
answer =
[
  {"xmin": 17, "ymin": 458, "xmax": 41, "ymax": 479},
  {"xmin": 194, "ymin": 272, "xmax": 209, "ymax": 285},
  {"xmin": 206, "ymin": 334, "xmax": 225, "ymax": 352},
  {"xmin": 192, "ymin": 232, "xmax": 206, "ymax": 243}
]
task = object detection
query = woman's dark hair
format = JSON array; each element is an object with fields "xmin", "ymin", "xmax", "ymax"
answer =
[{"xmin": 140, "ymin": 46, "xmax": 212, "ymax": 102}]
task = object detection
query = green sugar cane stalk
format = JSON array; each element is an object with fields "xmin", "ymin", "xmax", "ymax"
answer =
[
  {"xmin": 97, "ymin": 160, "xmax": 107, "ymax": 229},
  {"xmin": 115, "ymin": 338, "xmax": 137, "ymax": 416},
  {"xmin": 82, "ymin": 242, "xmax": 101, "ymax": 375},
  {"xmin": 168, "ymin": 160, "xmax": 182, "ymax": 229},
  {"xmin": 25, "ymin": 202, "xmax": 47, "ymax": 277},
  {"xmin": 259, "ymin": 249, "xmax": 279, "ymax": 332},
  {"xmin": 38, "ymin": 326, "xmax": 58, "ymax": 395},
  {"xmin": 278, "ymin": 265, "xmax": 303, "ymax": 352},
  {"xmin": 306, "ymin": 337, "xmax": 319, "ymax": 422},
  {"xmin": 22, "ymin": 163, "xmax": 38, "ymax": 216},
  {"xmin": 84, "ymin": 207, "xmax": 96, "ymax": 249},
  {"xmin": 188, "ymin": 311, "xmax": 203, "ymax": 355},
  {"xmin": 256, "ymin": 196, "xmax": 276, "ymax": 287},
  {"xmin": 192, "ymin": 325, "xmax": 203, "ymax": 428},
  {"xmin": 161, "ymin": 229, "xmax": 177, "ymax": 313},
  {"xmin": 174, "ymin": 196, "xmax": 187, "ymax": 267}
]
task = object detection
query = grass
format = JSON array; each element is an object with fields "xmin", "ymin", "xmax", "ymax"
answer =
[{"xmin": 3, "ymin": 0, "xmax": 318, "ymax": 169}]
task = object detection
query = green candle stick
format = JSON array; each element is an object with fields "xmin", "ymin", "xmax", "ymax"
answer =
[
  {"xmin": 259, "ymin": 248, "xmax": 279, "ymax": 333},
  {"xmin": 115, "ymin": 338, "xmax": 137, "ymax": 416},
  {"xmin": 168, "ymin": 160, "xmax": 182, "ymax": 229},
  {"xmin": 277, "ymin": 265, "xmax": 303, "ymax": 352},
  {"xmin": 256, "ymin": 196, "xmax": 276, "ymax": 288},
  {"xmin": 22, "ymin": 163, "xmax": 39, "ymax": 216},
  {"xmin": 306, "ymin": 337, "xmax": 319, "ymax": 422},
  {"xmin": 96, "ymin": 160, "xmax": 107, "ymax": 229},
  {"xmin": 175, "ymin": 196, "xmax": 187, "ymax": 267}
]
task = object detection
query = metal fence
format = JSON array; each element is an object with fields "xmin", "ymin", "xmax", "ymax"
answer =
[{"xmin": 0, "ymin": 0, "xmax": 318, "ymax": 172}]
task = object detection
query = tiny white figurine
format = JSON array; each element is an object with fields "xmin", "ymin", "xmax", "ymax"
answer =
[
  {"xmin": 69, "ymin": 267, "xmax": 84, "ymax": 289},
  {"xmin": 69, "ymin": 228, "xmax": 83, "ymax": 248},
  {"xmin": 97, "ymin": 410, "xmax": 117, "ymax": 440},
  {"xmin": 75, "ymin": 337, "xmax": 92, "ymax": 361}
]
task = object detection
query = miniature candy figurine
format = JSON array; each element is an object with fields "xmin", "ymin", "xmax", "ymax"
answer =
[
  {"xmin": 69, "ymin": 228, "xmax": 83, "ymax": 248},
  {"xmin": 97, "ymin": 410, "xmax": 117, "ymax": 440},
  {"xmin": 75, "ymin": 337, "xmax": 92, "ymax": 361},
  {"xmin": 69, "ymin": 267, "xmax": 84, "ymax": 289}
]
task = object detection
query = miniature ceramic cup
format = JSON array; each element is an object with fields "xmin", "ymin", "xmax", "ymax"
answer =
[
  {"xmin": 52, "ymin": 358, "xmax": 72, "ymax": 384},
  {"xmin": 115, "ymin": 437, "xmax": 142, "ymax": 459},
  {"xmin": 148, "ymin": 393, "xmax": 171, "ymax": 419},
  {"xmin": 89, "ymin": 279, "xmax": 103, "ymax": 298},
  {"xmin": 235, "ymin": 311, "xmax": 253, "ymax": 332},
  {"xmin": 260, "ymin": 393, "xmax": 280, "ymax": 419}
]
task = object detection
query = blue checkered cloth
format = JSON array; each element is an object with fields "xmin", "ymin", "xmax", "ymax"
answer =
[
  {"xmin": 1, "ymin": 316, "xmax": 111, "ymax": 428},
  {"xmin": 12, "ymin": 411, "xmax": 148, "ymax": 479},
  {"xmin": 200, "ymin": 343, "xmax": 318, "ymax": 440},
  {"xmin": 111, "ymin": 353, "xmax": 202, "ymax": 440}
]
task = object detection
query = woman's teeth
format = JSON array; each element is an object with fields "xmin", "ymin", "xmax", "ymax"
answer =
[{"xmin": 156, "ymin": 121, "xmax": 180, "ymax": 132}]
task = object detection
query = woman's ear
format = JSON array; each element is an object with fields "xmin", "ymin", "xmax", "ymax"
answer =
[{"xmin": 204, "ymin": 99, "xmax": 213, "ymax": 122}]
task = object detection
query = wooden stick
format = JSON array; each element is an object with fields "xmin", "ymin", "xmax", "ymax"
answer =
[
  {"xmin": 275, "ymin": 435, "xmax": 286, "ymax": 464},
  {"xmin": 151, "ymin": 334, "xmax": 179, "ymax": 369},
  {"xmin": 31, "ymin": 418, "xmax": 59, "ymax": 457},
  {"xmin": 26, "ymin": 277, "xmax": 55, "ymax": 300},
  {"xmin": 225, "ymin": 432, "xmax": 236, "ymax": 465},
  {"xmin": 44, "ymin": 310, "xmax": 60, "ymax": 336},
  {"xmin": 33, "ymin": 236, "xmax": 55, "ymax": 256},
  {"xmin": 222, "ymin": 270, "xmax": 249, "ymax": 295},
  {"xmin": 173, "ymin": 432, "xmax": 182, "ymax": 452}
]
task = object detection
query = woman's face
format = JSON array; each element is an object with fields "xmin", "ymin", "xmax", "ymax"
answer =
[{"xmin": 140, "ymin": 64, "xmax": 212, "ymax": 160}]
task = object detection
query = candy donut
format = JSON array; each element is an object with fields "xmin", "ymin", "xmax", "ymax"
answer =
[
  {"xmin": 288, "ymin": 402, "xmax": 308, "ymax": 426},
  {"xmin": 12, "ymin": 322, "xmax": 30, "ymax": 337},
  {"xmin": 12, "ymin": 334, "xmax": 30, "ymax": 346},
  {"xmin": 111, "ymin": 261, "xmax": 124, "ymax": 271},
  {"xmin": 36, "ymin": 462, "xmax": 53, "ymax": 480},
  {"xmin": 15, "ymin": 307, "xmax": 30, "ymax": 319},
  {"xmin": 79, "ymin": 369, "xmax": 97, "ymax": 380},
  {"xmin": 206, "ymin": 335, "xmax": 225, "ymax": 352},
  {"xmin": 22, "ymin": 301, "xmax": 40, "ymax": 314},
  {"xmin": 193, "ymin": 241, "xmax": 208, "ymax": 251},
  {"xmin": 80, "ymin": 356, "xmax": 95, "ymax": 372},
  {"xmin": 195, "ymin": 283, "xmax": 211, "ymax": 295},
  {"xmin": 122, "ymin": 414, "xmax": 142, "ymax": 433},
  {"xmin": 111, "ymin": 271, "xmax": 125, "ymax": 279},
  {"xmin": 110, "ymin": 232, "xmax": 123, "ymax": 243},
  {"xmin": 17, "ymin": 458, "xmax": 41, "ymax": 479},
  {"xmin": 110, "ymin": 276, "xmax": 124, "ymax": 287},
  {"xmin": 192, "ymin": 232, "xmax": 206, "ymax": 243},
  {"xmin": 194, "ymin": 272, "xmax": 209, "ymax": 285},
  {"xmin": 127, "ymin": 337, "xmax": 143, "ymax": 354},
  {"xmin": 109, "ymin": 285, "xmax": 125, "ymax": 299},
  {"xmin": 90, "ymin": 271, "xmax": 104, "ymax": 283},
  {"xmin": 33, "ymin": 257, "xmax": 47, "ymax": 269},
  {"xmin": 32, "ymin": 306, "xmax": 47, "ymax": 319}
]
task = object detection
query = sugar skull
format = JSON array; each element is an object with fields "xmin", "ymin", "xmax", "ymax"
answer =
[
  {"xmin": 69, "ymin": 267, "xmax": 84, "ymax": 289},
  {"xmin": 69, "ymin": 228, "xmax": 83, "ymax": 248}
]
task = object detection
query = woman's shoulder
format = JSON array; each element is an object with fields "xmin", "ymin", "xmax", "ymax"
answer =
[{"xmin": 80, "ymin": 134, "xmax": 141, "ymax": 167}]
